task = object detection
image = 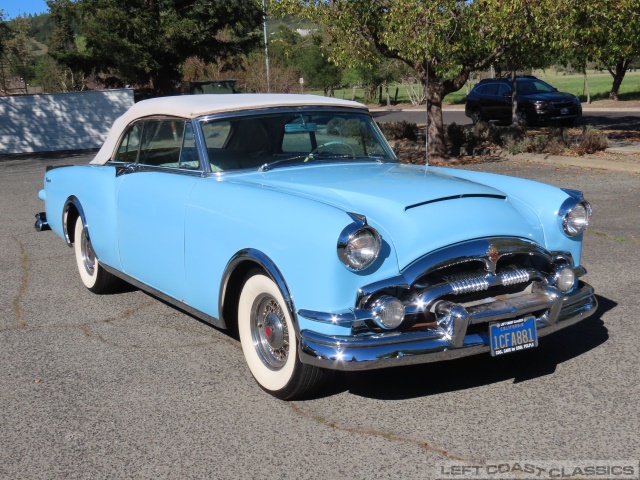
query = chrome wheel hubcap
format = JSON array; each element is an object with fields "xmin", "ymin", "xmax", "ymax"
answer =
[
  {"xmin": 80, "ymin": 227, "xmax": 96, "ymax": 276},
  {"xmin": 251, "ymin": 294, "xmax": 289, "ymax": 370}
]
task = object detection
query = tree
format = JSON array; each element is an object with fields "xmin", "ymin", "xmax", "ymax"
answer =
[
  {"xmin": 272, "ymin": 0, "xmax": 557, "ymax": 159},
  {"xmin": 42, "ymin": 0, "xmax": 89, "ymax": 91},
  {"xmin": 67, "ymin": 0, "xmax": 263, "ymax": 94},
  {"xmin": 0, "ymin": 10, "xmax": 8, "ymax": 56},
  {"xmin": 561, "ymin": 0, "xmax": 640, "ymax": 100},
  {"xmin": 295, "ymin": 34, "xmax": 341, "ymax": 94},
  {"xmin": 3, "ymin": 16, "xmax": 36, "ymax": 86}
]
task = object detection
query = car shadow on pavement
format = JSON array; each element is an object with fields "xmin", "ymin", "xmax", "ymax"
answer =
[{"xmin": 332, "ymin": 294, "xmax": 614, "ymax": 401}]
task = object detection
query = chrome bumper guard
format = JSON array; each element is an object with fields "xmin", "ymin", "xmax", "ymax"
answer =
[
  {"xmin": 34, "ymin": 212, "xmax": 51, "ymax": 232},
  {"xmin": 298, "ymin": 281, "xmax": 597, "ymax": 371}
]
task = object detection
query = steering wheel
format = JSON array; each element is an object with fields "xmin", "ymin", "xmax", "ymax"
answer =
[{"xmin": 305, "ymin": 141, "xmax": 356, "ymax": 162}]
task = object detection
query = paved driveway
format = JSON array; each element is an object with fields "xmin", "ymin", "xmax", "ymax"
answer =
[{"xmin": 1, "ymin": 154, "xmax": 638, "ymax": 478}]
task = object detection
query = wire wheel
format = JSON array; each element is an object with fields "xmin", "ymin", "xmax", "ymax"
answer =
[{"xmin": 250, "ymin": 294, "xmax": 290, "ymax": 370}]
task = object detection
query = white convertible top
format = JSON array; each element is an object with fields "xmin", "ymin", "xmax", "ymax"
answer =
[{"xmin": 90, "ymin": 94, "xmax": 366, "ymax": 165}]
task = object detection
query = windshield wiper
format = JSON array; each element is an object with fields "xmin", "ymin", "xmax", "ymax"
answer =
[
  {"xmin": 259, "ymin": 155, "xmax": 308, "ymax": 172},
  {"xmin": 259, "ymin": 154, "xmax": 389, "ymax": 172}
]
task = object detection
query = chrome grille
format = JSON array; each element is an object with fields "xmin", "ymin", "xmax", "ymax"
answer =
[
  {"xmin": 552, "ymin": 101, "xmax": 573, "ymax": 109},
  {"xmin": 500, "ymin": 267, "xmax": 530, "ymax": 286},
  {"xmin": 444, "ymin": 267, "xmax": 531, "ymax": 295},
  {"xmin": 445, "ymin": 273, "xmax": 490, "ymax": 294}
]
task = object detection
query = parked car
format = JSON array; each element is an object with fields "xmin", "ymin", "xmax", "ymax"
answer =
[
  {"xmin": 35, "ymin": 94, "xmax": 596, "ymax": 399},
  {"xmin": 465, "ymin": 76, "xmax": 582, "ymax": 126},
  {"xmin": 189, "ymin": 79, "xmax": 239, "ymax": 95}
]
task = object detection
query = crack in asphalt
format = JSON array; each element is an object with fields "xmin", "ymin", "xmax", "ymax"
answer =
[
  {"xmin": 288, "ymin": 401, "xmax": 467, "ymax": 461},
  {"xmin": 1, "ymin": 242, "xmax": 467, "ymax": 460},
  {"xmin": 590, "ymin": 229, "xmax": 640, "ymax": 246},
  {"xmin": 0, "ymin": 299, "xmax": 227, "ymax": 349},
  {"xmin": 76, "ymin": 301, "xmax": 225, "ymax": 349},
  {"xmin": 11, "ymin": 236, "xmax": 28, "ymax": 329}
]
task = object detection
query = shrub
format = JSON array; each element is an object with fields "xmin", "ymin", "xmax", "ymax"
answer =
[
  {"xmin": 446, "ymin": 122, "xmax": 466, "ymax": 147},
  {"xmin": 378, "ymin": 121, "xmax": 417, "ymax": 141},
  {"xmin": 327, "ymin": 117, "xmax": 346, "ymax": 135},
  {"xmin": 576, "ymin": 126, "xmax": 608, "ymax": 154},
  {"xmin": 469, "ymin": 121, "xmax": 497, "ymax": 143}
]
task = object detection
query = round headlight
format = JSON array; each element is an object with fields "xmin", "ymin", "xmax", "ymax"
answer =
[
  {"xmin": 338, "ymin": 224, "xmax": 381, "ymax": 271},
  {"xmin": 371, "ymin": 296, "xmax": 405, "ymax": 329},
  {"xmin": 563, "ymin": 201, "xmax": 592, "ymax": 236},
  {"xmin": 555, "ymin": 266, "xmax": 576, "ymax": 292}
]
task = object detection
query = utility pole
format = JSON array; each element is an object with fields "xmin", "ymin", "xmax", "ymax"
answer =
[{"xmin": 262, "ymin": 0, "xmax": 270, "ymax": 93}]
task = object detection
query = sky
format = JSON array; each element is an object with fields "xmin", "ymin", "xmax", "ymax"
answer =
[{"xmin": 1, "ymin": 0, "xmax": 49, "ymax": 19}]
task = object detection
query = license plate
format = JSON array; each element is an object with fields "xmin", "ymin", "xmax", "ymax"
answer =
[
  {"xmin": 560, "ymin": 108, "xmax": 569, "ymax": 115},
  {"xmin": 489, "ymin": 317, "xmax": 537, "ymax": 357}
]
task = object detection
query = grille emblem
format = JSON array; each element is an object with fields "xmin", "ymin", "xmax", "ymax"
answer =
[
  {"xmin": 487, "ymin": 245, "xmax": 499, "ymax": 263},
  {"xmin": 485, "ymin": 244, "xmax": 499, "ymax": 274}
]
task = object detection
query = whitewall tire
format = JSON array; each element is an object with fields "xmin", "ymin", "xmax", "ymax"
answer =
[
  {"xmin": 73, "ymin": 216, "xmax": 120, "ymax": 294},
  {"xmin": 238, "ymin": 271, "xmax": 327, "ymax": 399}
]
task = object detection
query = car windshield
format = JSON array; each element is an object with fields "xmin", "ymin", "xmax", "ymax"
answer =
[
  {"xmin": 199, "ymin": 110, "xmax": 395, "ymax": 172},
  {"xmin": 517, "ymin": 79, "xmax": 556, "ymax": 95}
]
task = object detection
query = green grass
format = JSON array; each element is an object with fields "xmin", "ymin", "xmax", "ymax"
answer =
[{"xmin": 307, "ymin": 70, "xmax": 640, "ymax": 105}]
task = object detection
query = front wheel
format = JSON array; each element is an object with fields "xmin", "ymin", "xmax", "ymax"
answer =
[
  {"xmin": 238, "ymin": 271, "xmax": 328, "ymax": 399},
  {"xmin": 470, "ymin": 108, "xmax": 483, "ymax": 124},
  {"xmin": 73, "ymin": 216, "xmax": 121, "ymax": 293},
  {"xmin": 517, "ymin": 110, "xmax": 535, "ymax": 127}
]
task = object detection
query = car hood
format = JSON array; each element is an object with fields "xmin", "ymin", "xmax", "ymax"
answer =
[{"xmin": 234, "ymin": 163, "xmax": 544, "ymax": 269}]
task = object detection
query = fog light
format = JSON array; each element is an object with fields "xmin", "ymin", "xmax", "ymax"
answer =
[
  {"xmin": 371, "ymin": 296, "xmax": 405, "ymax": 329},
  {"xmin": 555, "ymin": 266, "xmax": 575, "ymax": 292}
]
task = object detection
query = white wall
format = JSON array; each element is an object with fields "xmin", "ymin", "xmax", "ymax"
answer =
[{"xmin": 0, "ymin": 89, "xmax": 134, "ymax": 154}]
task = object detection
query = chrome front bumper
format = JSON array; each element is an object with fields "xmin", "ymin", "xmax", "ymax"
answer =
[{"xmin": 298, "ymin": 281, "xmax": 596, "ymax": 371}]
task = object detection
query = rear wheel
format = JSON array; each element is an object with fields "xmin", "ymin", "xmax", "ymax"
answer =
[
  {"xmin": 73, "ymin": 216, "xmax": 121, "ymax": 293},
  {"xmin": 238, "ymin": 270, "xmax": 327, "ymax": 399}
]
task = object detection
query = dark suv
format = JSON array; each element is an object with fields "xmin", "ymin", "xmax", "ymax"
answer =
[{"xmin": 465, "ymin": 76, "xmax": 582, "ymax": 126}]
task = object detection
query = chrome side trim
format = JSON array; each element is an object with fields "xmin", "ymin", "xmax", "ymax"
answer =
[
  {"xmin": 298, "ymin": 282, "xmax": 597, "ymax": 371},
  {"xmin": 100, "ymin": 264, "xmax": 224, "ymax": 329},
  {"xmin": 219, "ymin": 249, "xmax": 299, "ymax": 335}
]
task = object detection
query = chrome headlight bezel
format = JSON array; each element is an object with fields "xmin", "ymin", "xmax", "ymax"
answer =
[
  {"xmin": 559, "ymin": 192, "xmax": 592, "ymax": 237},
  {"xmin": 337, "ymin": 213, "xmax": 382, "ymax": 271}
]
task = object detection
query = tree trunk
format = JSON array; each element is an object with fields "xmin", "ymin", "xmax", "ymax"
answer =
[
  {"xmin": 584, "ymin": 68, "xmax": 590, "ymax": 104},
  {"xmin": 511, "ymin": 70, "xmax": 518, "ymax": 125},
  {"xmin": 426, "ymin": 81, "xmax": 447, "ymax": 160},
  {"xmin": 607, "ymin": 58, "xmax": 630, "ymax": 101}
]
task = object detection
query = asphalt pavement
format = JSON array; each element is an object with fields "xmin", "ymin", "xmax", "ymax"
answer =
[{"xmin": 1, "ymin": 153, "xmax": 639, "ymax": 478}]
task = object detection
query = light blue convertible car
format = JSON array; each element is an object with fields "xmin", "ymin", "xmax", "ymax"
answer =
[{"xmin": 35, "ymin": 94, "xmax": 596, "ymax": 399}]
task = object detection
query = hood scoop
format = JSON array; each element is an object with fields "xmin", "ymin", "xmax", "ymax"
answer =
[{"xmin": 405, "ymin": 193, "xmax": 507, "ymax": 211}]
